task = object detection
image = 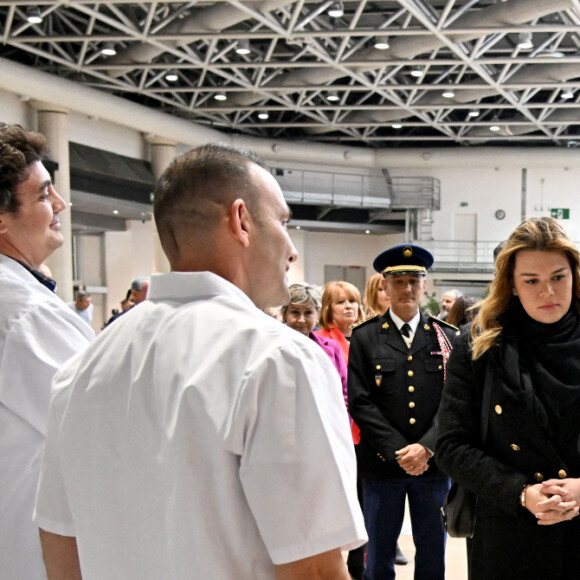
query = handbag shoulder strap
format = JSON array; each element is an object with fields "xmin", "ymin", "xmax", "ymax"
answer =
[{"xmin": 480, "ymin": 364, "xmax": 493, "ymax": 444}]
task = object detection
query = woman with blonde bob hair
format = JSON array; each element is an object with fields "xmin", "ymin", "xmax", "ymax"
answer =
[
  {"xmin": 316, "ymin": 281, "xmax": 364, "ymax": 365},
  {"xmin": 437, "ymin": 217, "xmax": 580, "ymax": 580}
]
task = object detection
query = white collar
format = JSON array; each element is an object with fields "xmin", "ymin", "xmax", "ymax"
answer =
[{"xmin": 389, "ymin": 308, "xmax": 421, "ymax": 334}]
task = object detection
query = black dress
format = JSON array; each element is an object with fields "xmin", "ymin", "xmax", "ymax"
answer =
[{"xmin": 436, "ymin": 304, "xmax": 580, "ymax": 580}]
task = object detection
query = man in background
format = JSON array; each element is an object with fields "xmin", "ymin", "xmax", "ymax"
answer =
[
  {"xmin": 67, "ymin": 290, "xmax": 93, "ymax": 326},
  {"xmin": 439, "ymin": 288, "xmax": 462, "ymax": 320},
  {"xmin": 0, "ymin": 123, "xmax": 93, "ymax": 579},
  {"xmin": 35, "ymin": 144, "xmax": 366, "ymax": 579}
]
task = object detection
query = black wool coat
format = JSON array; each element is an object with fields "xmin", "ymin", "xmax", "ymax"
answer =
[
  {"xmin": 348, "ymin": 309, "xmax": 457, "ymax": 480},
  {"xmin": 436, "ymin": 325, "xmax": 580, "ymax": 580}
]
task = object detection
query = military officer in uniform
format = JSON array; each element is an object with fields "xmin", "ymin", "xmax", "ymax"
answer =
[{"xmin": 348, "ymin": 244, "xmax": 457, "ymax": 580}]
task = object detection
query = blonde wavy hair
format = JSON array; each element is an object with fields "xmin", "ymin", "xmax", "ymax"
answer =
[
  {"xmin": 471, "ymin": 217, "xmax": 580, "ymax": 359},
  {"xmin": 364, "ymin": 273, "xmax": 389, "ymax": 316},
  {"xmin": 319, "ymin": 281, "xmax": 364, "ymax": 329}
]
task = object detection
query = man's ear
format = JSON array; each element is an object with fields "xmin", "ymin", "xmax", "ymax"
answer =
[
  {"xmin": 0, "ymin": 214, "xmax": 9, "ymax": 235},
  {"xmin": 229, "ymin": 199, "xmax": 251, "ymax": 248}
]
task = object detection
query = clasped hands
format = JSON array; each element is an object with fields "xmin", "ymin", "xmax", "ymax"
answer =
[
  {"xmin": 524, "ymin": 479, "xmax": 580, "ymax": 525},
  {"xmin": 395, "ymin": 444, "xmax": 431, "ymax": 476}
]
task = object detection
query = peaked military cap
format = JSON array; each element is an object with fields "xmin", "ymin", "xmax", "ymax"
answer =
[{"xmin": 373, "ymin": 244, "xmax": 434, "ymax": 276}]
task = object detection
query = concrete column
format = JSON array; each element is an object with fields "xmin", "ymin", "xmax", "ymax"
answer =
[
  {"xmin": 30, "ymin": 102, "xmax": 74, "ymax": 301},
  {"xmin": 144, "ymin": 134, "xmax": 176, "ymax": 273}
]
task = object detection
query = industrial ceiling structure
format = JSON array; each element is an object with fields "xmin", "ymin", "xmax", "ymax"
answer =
[{"xmin": 2, "ymin": 0, "xmax": 580, "ymax": 148}]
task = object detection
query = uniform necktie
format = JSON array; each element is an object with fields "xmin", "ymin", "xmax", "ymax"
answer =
[{"xmin": 401, "ymin": 323, "xmax": 411, "ymax": 338}]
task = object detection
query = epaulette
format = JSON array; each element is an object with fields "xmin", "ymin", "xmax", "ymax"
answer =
[
  {"xmin": 351, "ymin": 313, "xmax": 378, "ymax": 331},
  {"xmin": 429, "ymin": 316, "xmax": 459, "ymax": 334}
]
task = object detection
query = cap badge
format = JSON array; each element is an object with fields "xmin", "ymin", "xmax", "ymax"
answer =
[{"xmin": 403, "ymin": 246, "xmax": 413, "ymax": 258}]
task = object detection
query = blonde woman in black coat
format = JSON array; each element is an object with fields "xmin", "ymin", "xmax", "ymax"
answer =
[{"xmin": 437, "ymin": 217, "xmax": 580, "ymax": 580}]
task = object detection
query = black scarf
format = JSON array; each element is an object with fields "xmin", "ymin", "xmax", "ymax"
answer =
[{"xmin": 496, "ymin": 302, "xmax": 580, "ymax": 448}]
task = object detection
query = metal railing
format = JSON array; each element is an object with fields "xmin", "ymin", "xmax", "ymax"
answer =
[{"xmin": 273, "ymin": 168, "xmax": 440, "ymax": 210}]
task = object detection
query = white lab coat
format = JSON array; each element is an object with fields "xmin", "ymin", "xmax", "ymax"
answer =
[{"xmin": 0, "ymin": 254, "xmax": 93, "ymax": 579}]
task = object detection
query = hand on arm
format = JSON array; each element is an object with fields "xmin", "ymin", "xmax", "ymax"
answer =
[
  {"xmin": 522, "ymin": 482, "xmax": 579, "ymax": 525},
  {"xmin": 274, "ymin": 548, "xmax": 351, "ymax": 580},
  {"xmin": 39, "ymin": 529, "xmax": 82, "ymax": 580},
  {"xmin": 395, "ymin": 443, "xmax": 431, "ymax": 476}
]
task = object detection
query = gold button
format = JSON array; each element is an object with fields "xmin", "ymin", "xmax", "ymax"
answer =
[
  {"xmin": 407, "ymin": 355, "xmax": 413, "ymax": 362},
  {"xmin": 559, "ymin": 469, "xmax": 567, "ymax": 478},
  {"xmin": 495, "ymin": 405, "xmax": 502, "ymax": 414},
  {"xmin": 534, "ymin": 472, "xmax": 544, "ymax": 482},
  {"xmin": 408, "ymin": 386, "xmax": 415, "ymax": 393},
  {"xmin": 376, "ymin": 365, "xmax": 381, "ymax": 370},
  {"xmin": 510, "ymin": 444, "xmax": 520, "ymax": 451},
  {"xmin": 438, "ymin": 365, "xmax": 443, "ymax": 371},
  {"xmin": 409, "ymin": 402, "xmax": 415, "ymax": 408},
  {"xmin": 408, "ymin": 370, "xmax": 414, "ymax": 377},
  {"xmin": 409, "ymin": 418, "xmax": 416, "ymax": 425}
]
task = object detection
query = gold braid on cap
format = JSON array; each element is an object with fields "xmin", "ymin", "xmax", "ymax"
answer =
[{"xmin": 382, "ymin": 265, "xmax": 427, "ymax": 275}]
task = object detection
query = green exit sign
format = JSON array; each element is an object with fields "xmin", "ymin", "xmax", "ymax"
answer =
[{"xmin": 550, "ymin": 208, "xmax": 570, "ymax": 219}]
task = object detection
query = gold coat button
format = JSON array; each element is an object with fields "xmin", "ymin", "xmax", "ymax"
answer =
[
  {"xmin": 409, "ymin": 418, "xmax": 416, "ymax": 425},
  {"xmin": 495, "ymin": 405, "xmax": 502, "ymax": 414},
  {"xmin": 409, "ymin": 402, "xmax": 415, "ymax": 408},
  {"xmin": 408, "ymin": 386, "xmax": 415, "ymax": 393},
  {"xmin": 376, "ymin": 365, "xmax": 381, "ymax": 370},
  {"xmin": 408, "ymin": 370, "xmax": 414, "ymax": 377},
  {"xmin": 407, "ymin": 355, "xmax": 413, "ymax": 362},
  {"xmin": 510, "ymin": 444, "xmax": 520, "ymax": 451},
  {"xmin": 534, "ymin": 472, "xmax": 544, "ymax": 482},
  {"xmin": 438, "ymin": 365, "xmax": 443, "ymax": 371},
  {"xmin": 559, "ymin": 469, "xmax": 567, "ymax": 478}
]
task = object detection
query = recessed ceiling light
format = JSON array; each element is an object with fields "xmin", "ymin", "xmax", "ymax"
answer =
[
  {"xmin": 468, "ymin": 108, "xmax": 480, "ymax": 117},
  {"xmin": 327, "ymin": 91, "xmax": 340, "ymax": 102},
  {"xmin": 517, "ymin": 32, "xmax": 533, "ymax": 50},
  {"xmin": 328, "ymin": 2, "xmax": 344, "ymax": 18},
  {"xmin": 410, "ymin": 66, "xmax": 423, "ymax": 78},
  {"xmin": 392, "ymin": 123, "xmax": 402, "ymax": 129},
  {"xmin": 442, "ymin": 90, "xmax": 455, "ymax": 99},
  {"xmin": 101, "ymin": 43, "xmax": 117, "ymax": 56},
  {"xmin": 561, "ymin": 89, "xmax": 574, "ymax": 100},
  {"xmin": 235, "ymin": 39, "xmax": 251, "ymax": 55},
  {"xmin": 165, "ymin": 71, "xmax": 178, "ymax": 82},
  {"xmin": 374, "ymin": 36, "xmax": 390, "ymax": 50},
  {"xmin": 26, "ymin": 6, "xmax": 43, "ymax": 24},
  {"xmin": 214, "ymin": 93, "xmax": 227, "ymax": 101},
  {"xmin": 258, "ymin": 112, "xmax": 269, "ymax": 120}
]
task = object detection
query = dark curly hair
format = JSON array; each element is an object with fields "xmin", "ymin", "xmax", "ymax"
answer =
[{"xmin": 0, "ymin": 123, "xmax": 47, "ymax": 212}]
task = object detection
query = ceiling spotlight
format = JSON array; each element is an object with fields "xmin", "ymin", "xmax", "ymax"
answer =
[
  {"xmin": 214, "ymin": 92, "xmax": 227, "ymax": 101},
  {"xmin": 327, "ymin": 91, "xmax": 340, "ymax": 102},
  {"xmin": 374, "ymin": 36, "xmax": 390, "ymax": 50},
  {"xmin": 517, "ymin": 32, "xmax": 533, "ymax": 50},
  {"xmin": 410, "ymin": 66, "xmax": 423, "ymax": 78},
  {"xmin": 392, "ymin": 123, "xmax": 402, "ymax": 129},
  {"xmin": 100, "ymin": 43, "xmax": 117, "ymax": 56},
  {"xmin": 165, "ymin": 71, "xmax": 178, "ymax": 82},
  {"xmin": 442, "ymin": 90, "xmax": 455, "ymax": 98},
  {"xmin": 26, "ymin": 6, "xmax": 43, "ymax": 24},
  {"xmin": 258, "ymin": 112, "xmax": 269, "ymax": 120},
  {"xmin": 328, "ymin": 2, "xmax": 344, "ymax": 18},
  {"xmin": 490, "ymin": 118, "xmax": 501, "ymax": 132},
  {"xmin": 560, "ymin": 88, "xmax": 574, "ymax": 100},
  {"xmin": 537, "ymin": 48, "xmax": 565, "ymax": 58},
  {"xmin": 235, "ymin": 39, "xmax": 251, "ymax": 56},
  {"xmin": 468, "ymin": 108, "xmax": 480, "ymax": 117}
]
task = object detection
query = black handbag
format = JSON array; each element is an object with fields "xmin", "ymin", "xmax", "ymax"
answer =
[{"xmin": 440, "ymin": 369, "xmax": 492, "ymax": 538}]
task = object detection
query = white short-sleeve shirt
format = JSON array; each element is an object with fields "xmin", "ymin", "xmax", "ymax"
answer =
[
  {"xmin": 0, "ymin": 255, "xmax": 94, "ymax": 579},
  {"xmin": 35, "ymin": 271, "xmax": 366, "ymax": 579}
]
